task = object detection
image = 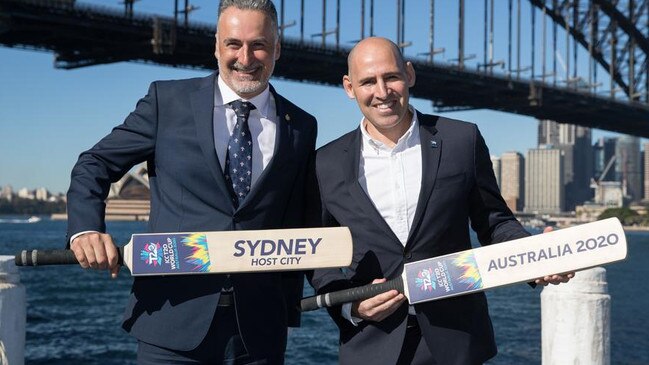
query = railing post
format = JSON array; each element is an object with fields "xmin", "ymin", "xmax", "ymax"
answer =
[
  {"xmin": 0, "ymin": 256, "xmax": 25, "ymax": 365},
  {"xmin": 541, "ymin": 267, "xmax": 610, "ymax": 365}
]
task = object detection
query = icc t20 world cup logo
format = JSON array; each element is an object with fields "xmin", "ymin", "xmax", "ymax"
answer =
[
  {"xmin": 415, "ymin": 268, "xmax": 436, "ymax": 291},
  {"xmin": 140, "ymin": 242, "xmax": 162, "ymax": 266}
]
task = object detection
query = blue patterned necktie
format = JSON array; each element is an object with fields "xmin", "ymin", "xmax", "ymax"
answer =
[{"xmin": 225, "ymin": 100, "xmax": 255, "ymax": 207}]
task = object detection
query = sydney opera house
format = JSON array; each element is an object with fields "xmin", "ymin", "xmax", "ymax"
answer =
[{"xmin": 52, "ymin": 164, "xmax": 150, "ymax": 221}]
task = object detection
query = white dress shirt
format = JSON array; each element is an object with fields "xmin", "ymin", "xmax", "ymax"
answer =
[
  {"xmin": 343, "ymin": 107, "xmax": 422, "ymax": 323},
  {"xmin": 214, "ymin": 75, "xmax": 278, "ymax": 186},
  {"xmin": 358, "ymin": 109, "xmax": 422, "ymax": 245}
]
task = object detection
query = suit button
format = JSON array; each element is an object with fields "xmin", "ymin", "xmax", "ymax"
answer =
[{"xmin": 404, "ymin": 252, "xmax": 412, "ymax": 260}]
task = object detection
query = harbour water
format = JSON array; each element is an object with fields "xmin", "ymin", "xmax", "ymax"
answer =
[{"xmin": 1, "ymin": 218, "xmax": 648, "ymax": 364}]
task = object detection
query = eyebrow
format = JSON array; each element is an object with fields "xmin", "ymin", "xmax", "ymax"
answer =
[
  {"xmin": 356, "ymin": 71, "xmax": 402, "ymax": 83},
  {"xmin": 221, "ymin": 36, "xmax": 270, "ymax": 44},
  {"xmin": 356, "ymin": 76, "xmax": 375, "ymax": 84}
]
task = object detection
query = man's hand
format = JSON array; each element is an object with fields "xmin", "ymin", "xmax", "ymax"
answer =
[
  {"xmin": 351, "ymin": 278, "xmax": 406, "ymax": 322},
  {"xmin": 534, "ymin": 226, "xmax": 575, "ymax": 286},
  {"xmin": 534, "ymin": 272, "xmax": 575, "ymax": 286},
  {"xmin": 70, "ymin": 232, "xmax": 120, "ymax": 278}
]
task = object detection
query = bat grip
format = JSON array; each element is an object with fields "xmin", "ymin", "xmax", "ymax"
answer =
[
  {"xmin": 15, "ymin": 247, "xmax": 125, "ymax": 266},
  {"xmin": 301, "ymin": 277, "xmax": 404, "ymax": 312}
]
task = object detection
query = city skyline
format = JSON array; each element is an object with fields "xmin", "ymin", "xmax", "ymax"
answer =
[
  {"xmin": 4, "ymin": 117, "xmax": 645, "ymax": 215},
  {"xmin": 489, "ymin": 128, "xmax": 648, "ymax": 215}
]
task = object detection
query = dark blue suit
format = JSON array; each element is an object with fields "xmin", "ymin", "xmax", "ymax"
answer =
[
  {"xmin": 310, "ymin": 113, "xmax": 529, "ymax": 365},
  {"xmin": 67, "ymin": 73, "xmax": 317, "ymax": 359}
]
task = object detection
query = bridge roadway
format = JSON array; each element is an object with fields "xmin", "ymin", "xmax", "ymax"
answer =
[{"xmin": 1, "ymin": 0, "xmax": 648, "ymax": 137}]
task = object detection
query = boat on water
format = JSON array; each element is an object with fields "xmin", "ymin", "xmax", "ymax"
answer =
[{"xmin": 0, "ymin": 216, "xmax": 42, "ymax": 224}]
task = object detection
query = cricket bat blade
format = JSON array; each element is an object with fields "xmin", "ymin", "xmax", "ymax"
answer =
[
  {"xmin": 15, "ymin": 226, "xmax": 353, "ymax": 275},
  {"xmin": 301, "ymin": 218, "xmax": 627, "ymax": 311}
]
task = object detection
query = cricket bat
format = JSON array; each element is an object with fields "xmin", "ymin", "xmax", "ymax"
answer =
[
  {"xmin": 15, "ymin": 227, "xmax": 353, "ymax": 275},
  {"xmin": 300, "ymin": 218, "xmax": 627, "ymax": 311}
]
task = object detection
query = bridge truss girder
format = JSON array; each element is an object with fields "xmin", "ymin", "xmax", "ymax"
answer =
[{"xmin": 529, "ymin": 0, "xmax": 648, "ymax": 103}]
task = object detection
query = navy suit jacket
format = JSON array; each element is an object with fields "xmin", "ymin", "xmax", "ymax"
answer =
[
  {"xmin": 66, "ymin": 73, "xmax": 317, "ymax": 358},
  {"xmin": 310, "ymin": 113, "xmax": 530, "ymax": 365}
]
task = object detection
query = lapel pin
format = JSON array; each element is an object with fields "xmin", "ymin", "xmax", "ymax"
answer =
[
  {"xmin": 285, "ymin": 114, "xmax": 291, "ymax": 121},
  {"xmin": 430, "ymin": 140, "xmax": 438, "ymax": 148}
]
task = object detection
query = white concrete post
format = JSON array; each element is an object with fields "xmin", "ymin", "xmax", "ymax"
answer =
[
  {"xmin": 541, "ymin": 267, "xmax": 610, "ymax": 365},
  {"xmin": 0, "ymin": 256, "xmax": 26, "ymax": 365}
]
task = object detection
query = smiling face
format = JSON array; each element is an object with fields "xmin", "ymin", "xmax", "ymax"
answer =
[
  {"xmin": 214, "ymin": 6, "xmax": 280, "ymax": 99},
  {"xmin": 343, "ymin": 37, "xmax": 416, "ymax": 144}
]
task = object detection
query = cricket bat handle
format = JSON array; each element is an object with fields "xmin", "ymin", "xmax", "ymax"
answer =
[
  {"xmin": 301, "ymin": 277, "xmax": 405, "ymax": 312},
  {"xmin": 15, "ymin": 247, "xmax": 125, "ymax": 266}
]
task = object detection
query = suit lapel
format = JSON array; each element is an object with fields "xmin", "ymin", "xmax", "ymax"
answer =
[
  {"xmin": 408, "ymin": 113, "xmax": 442, "ymax": 245},
  {"xmin": 345, "ymin": 129, "xmax": 402, "ymax": 244},
  {"xmin": 190, "ymin": 73, "xmax": 235, "ymax": 206}
]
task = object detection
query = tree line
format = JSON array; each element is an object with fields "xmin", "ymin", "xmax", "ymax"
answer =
[
  {"xmin": 599, "ymin": 207, "xmax": 649, "ymax": 226},
  {"xmin": 0, "ymin": 198, "xmax": 66, "ymax": 215}
]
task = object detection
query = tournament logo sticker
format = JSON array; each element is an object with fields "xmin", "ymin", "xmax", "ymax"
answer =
[
  {"xmin": 452, "ymin": 252, "xmax": 483, "ymax": 290},
  {"xmin": 140, "ymin": 242, "xmax": 162, "ymax": 266},
  {"xmin": 415, "ymin": 268, "xmax": 436, "ymax": 291},
  {"xmin": 183, "ymin": 234, "xmax": 212, "ymax": 272}
]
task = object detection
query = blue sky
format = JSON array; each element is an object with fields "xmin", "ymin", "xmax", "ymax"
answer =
[{"xmin": 0, "ymin": 0, "xmax": 625, "ymax": 194}]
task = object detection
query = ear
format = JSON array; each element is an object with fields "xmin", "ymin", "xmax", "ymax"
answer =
[
  {"xmin": 343, "ymin": 75, "xmax": 356, "ymax": 99},
  {"xmin": 214, "ymin": 33, "xmax": 220, "ymax": 60},
  {"xmin": 274, "ymin": 38, "xmax": 281, "ymax": 61},
  {"xmin": 405, "ymin": 61, "xmax": 416, "ymax": 87}
]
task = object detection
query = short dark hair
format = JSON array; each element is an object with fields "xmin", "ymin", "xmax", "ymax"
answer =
[{"xmin": 218, "ymin": 0, "xmax": 278, "ymax": 31}]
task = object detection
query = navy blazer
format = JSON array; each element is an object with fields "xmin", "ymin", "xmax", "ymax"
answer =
[
  {"xmin": 310, "ymin": 113, "xmax": 530, "ymax": 365},
  {"xmin": 66, "ymin": 73, "xmax": 317, "ymax": 358}
]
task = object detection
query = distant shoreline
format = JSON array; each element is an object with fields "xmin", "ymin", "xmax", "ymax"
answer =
[
  {"xmin": 622, "ymin": 225, "xmax": 649, "ymax": 232},
  {"xmin": 5, "ymin": 213, "xmax": 649, "ymax": 233}
]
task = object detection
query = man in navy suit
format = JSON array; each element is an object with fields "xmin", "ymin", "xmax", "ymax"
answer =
[
  {"xmin": 309, "ymin": 37, "xmax": 572, "ymax": 365},
  {"xmin": 66, "ymin": 1, "xmax": 316, "ymax": 363}
]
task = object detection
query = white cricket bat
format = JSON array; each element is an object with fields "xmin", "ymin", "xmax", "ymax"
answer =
[
  {"xmin": 301, "ymin": 218, "xmax": 627, "ymax": 311},
  {"xmin": 15, "ymin": 227, "xmax": 353, "ymax": 275}
]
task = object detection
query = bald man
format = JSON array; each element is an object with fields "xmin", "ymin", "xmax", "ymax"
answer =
[{"xmin": 308, "ymin": 37, "xmax": 572, "ymax": 365}]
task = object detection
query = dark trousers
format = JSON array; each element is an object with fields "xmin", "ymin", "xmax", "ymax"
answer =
[
  {"xmin": 396, "ymin": 315, "xmax": 435, "ymax": 365},
  {"xmin": 137, "ymin": 304, "xmax": 277, "ymax": 365}
]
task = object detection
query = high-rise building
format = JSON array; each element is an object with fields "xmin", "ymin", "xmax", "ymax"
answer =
[
  {"xmin": 17, "ymin": 187, "xmax": 34, "ymax": 199},
  {"xmin": 537, "ymin": 121, "xmax": 559, "ymax": 146},
  {"xmin": 615, "ymin": 135, "xmax": 642, "ymax": 202},
  {"xmin": 491, "ymin": 155, "xmax": 501, "ymax": 188},
  {"xmin": 35, "ymin": 187, "xmax": 49, "ymax": 201},
  {"xmin": 525, "ymin": 146, "xmax": 564, "ymax": 214},
  {"xmin": 0, "ymin": 185, "xmax": 13, "ymax": 201},
  {"xmin": 537, "ymin": 120, "xmax": 592, "ymax": 210},
  {"xmin": 500, "ymin": 151, "xmax": 524, "ymax": 212}
]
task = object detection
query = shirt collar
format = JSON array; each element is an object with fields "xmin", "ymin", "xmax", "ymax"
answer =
[
  {"xmin": 216, "ymin": 75, "xmax": 271, "ymax": 118},
  {"xmin": 360, "ymin": 106, "xmax": 420, "ymax": 153}
]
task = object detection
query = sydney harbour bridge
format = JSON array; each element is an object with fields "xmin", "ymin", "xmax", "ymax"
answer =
[{"xmin": 1, "ymin": 0, "xmax": 648, "ymax": 137}]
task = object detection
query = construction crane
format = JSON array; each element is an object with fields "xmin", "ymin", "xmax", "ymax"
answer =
[{"xmin": 590, "ymin": 155, "xmax": 623, "ymax": 206}]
